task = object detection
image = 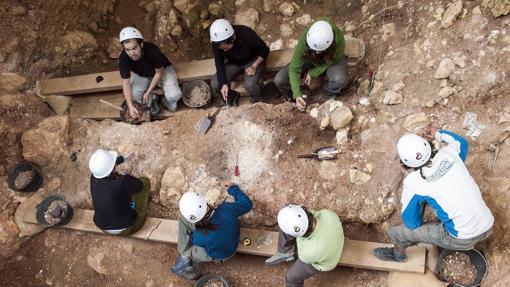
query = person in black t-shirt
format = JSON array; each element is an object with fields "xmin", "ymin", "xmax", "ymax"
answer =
[
  {"xmin": 118, "ymin": 27, "xmax": 182, "ymax": 118},
  {"xmin": 209, "ymin": 19, "xmax": 269, "ymax": 103},
  {"xmin": 88, "ymin": 149, "xmax": 150, "ymax": 236}
]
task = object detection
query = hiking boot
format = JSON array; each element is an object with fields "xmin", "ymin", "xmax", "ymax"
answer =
[
  {"xmin": 170, "ymin": 256, "xmax": 190, "ymax": 273},
  {"xmin": 265, "ymin": 252, "xmax": 296, "ymax": 266},
  {"xmin": 373, "ymin": 247, "xmax": 407, "ymax": 262}
]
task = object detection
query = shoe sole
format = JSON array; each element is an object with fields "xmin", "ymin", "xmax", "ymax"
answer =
[{"xmin": 265, "ymin": 256, "xmax": 295, "ymax": 266}]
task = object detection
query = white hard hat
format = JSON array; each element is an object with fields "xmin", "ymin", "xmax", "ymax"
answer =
[
  {"xmin": 89, "ymin": 149, "xmax": 118, "ymax": 179},
  {"xmin": 210, "ymin": 19, "xmax": 234, "ymax": 42},
  {"xmin": 397, "ymin": 134, "xmax": 432, "ymax": 168},
  {"xmin": 277, "ymin": 205, "xmax": 309, "ymax": 237},
  {"xmin": 179, "ymin": 192, "xmax": 208, "ymax": 224},
  {"xmin": 119, "ymin": 27, "xmax": 143, "ymax": 43},
  {"xmin": 306, "ymin": 20, "xmax": 334, "ymax": 52}
]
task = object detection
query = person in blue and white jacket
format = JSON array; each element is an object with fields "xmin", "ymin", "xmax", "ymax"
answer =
[
  {"xmin": 373, "ymin": 127, "xmax": 494, "ymax": 262},
  {"xmin": 170, "ymin": 185, "xmax": 253, "ymax": 279}
]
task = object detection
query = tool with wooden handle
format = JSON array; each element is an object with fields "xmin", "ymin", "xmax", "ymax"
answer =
[{"xmin": 99, "ymin": 99, "xmax": 122, "ymax": 111}]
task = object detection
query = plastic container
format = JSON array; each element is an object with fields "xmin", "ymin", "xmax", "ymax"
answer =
[
  {"xmin": 194, "ymin": 274, "xmax": 229, "ymax": 287},
  {"xmin": 7, "ymin": 161, "xmax": 43, "ymax": 192},
  {"xmin": 437, "ymin": 248, "xmax": 487, "ymax": 287},
  {"xmin": 182, "ymin": 80, "xmax": 212, "ymax": 108}
]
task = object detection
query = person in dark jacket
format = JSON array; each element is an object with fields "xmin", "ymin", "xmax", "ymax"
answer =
[
  {"xmin": 209, "ymin": 19, "xmax": 269, "ymax": 103},
  {"xmin": 89, "ymin": 149, "xmax": 150, "ymax": 236},
  {"xmin": 170, "ymin": 185, "xmax": 253, "ymax": 279}
]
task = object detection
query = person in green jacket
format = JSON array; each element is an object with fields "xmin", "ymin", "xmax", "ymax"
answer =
[
  {"xmin": 274, "ymin": 17, "xmax": 347, "ymax": 111},
  {"xmin": 265, "ymin": 204, "xmax": 344, "ymax": 287}
]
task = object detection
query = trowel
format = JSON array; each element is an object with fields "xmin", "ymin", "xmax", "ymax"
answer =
[
  {"xmin": 298, "ymin": 146, "xmax": 340, "ymax": 160},
  {"xmin": 194, "ymin": 107, "xmax": 221, "ymax": 135}
]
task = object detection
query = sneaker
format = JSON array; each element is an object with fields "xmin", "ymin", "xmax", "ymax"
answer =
[
  {"xmin": 373, "ymin": 247, "xmax": 407, "ymax": 262},
  {"xmin": 170, "ymin": 256, "xmax": 190, "ymax": 273},
  {"xmin": 265, "ymin": 252, "xmax": 296, "ymax": 266}
]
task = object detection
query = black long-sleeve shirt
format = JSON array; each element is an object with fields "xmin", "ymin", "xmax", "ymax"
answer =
[
  {"xmin": 212, "ymin": 25, "xmax": 269, "ymax": 87},
  {"xmin": 90, "ymin": 174, "xmax": 143, "ymax": 230}
]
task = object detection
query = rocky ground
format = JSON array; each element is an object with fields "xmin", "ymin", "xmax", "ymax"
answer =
[{"xmin": 1, "ymin": 0, "xmax": 510, "ymax": 286}]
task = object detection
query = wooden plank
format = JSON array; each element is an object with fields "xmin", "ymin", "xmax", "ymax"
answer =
[
  {"xmin": 388, "ymin": 271, "xmax": 447, "ymax": 287},
  {"xmin": 39, "ymin": 37, "xmax": 363, "ymax": 96},
  {"xmin": 68, "ymin": 92, "xmax": 252, "ymax": 120},
  {"xmin": 23, "ymin": 207, "xmax": 425, "ymax": 273}
]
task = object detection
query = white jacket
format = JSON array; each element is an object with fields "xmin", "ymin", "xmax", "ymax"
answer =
[{"xmin": 400, "ymin": 130, "xmax": 494, "ymax": 239}]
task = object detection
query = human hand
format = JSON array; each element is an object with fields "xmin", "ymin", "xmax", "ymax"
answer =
[
  {"xmin": 221, "ymin": 84, "xmax": 229, "ymax": 101},
  {"xmin": 245, "ymin": 65, "xmax": 257, "ymax": 76},
  {"xmin": 296, "ymin": 96, "xmax": 307, "ymax": 112},
  {"xmin": 128, "ymin": 105, "xmax": 140, "ymax": 118},
  {"xmin": 421, "ymin": 126, "xmax": 438, "ymax": 141},
  {"xmin": 142, "ymin": 92, "xmax": 150, "ymax": 104}
]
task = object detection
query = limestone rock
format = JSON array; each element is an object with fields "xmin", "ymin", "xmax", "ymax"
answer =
[
  {"xmin": 9, "ymin": 5, "xmax": 27, "ymax": 16},
  {"xmin": 270, "ymin": 39, "xmax": 283, "ymax": 51},
  {"xmin": 336, "ymin": 128, "xmax": 349, "ymax": 144},
  {"xmin": 0, "ymin": 72, "xmax": 26, "ymax": 94},
  {"xmin": 296, "ymin": 14, "xmax": 311, "ymax": 26},
  {"xmin": 434, "ymin": 58, "xmax": 455, "ymax": 79},
  {"xmin": 382, "ymin": 23, "xmax": 397, "ymax": 41},
  {"xmin": 482, "ymin": 0, "xmax": 510, "ymax": 17},
  {"xmin": 21, "ymin": 115, "xmax": 70, "ymax": 166},
  {"xmin": 263, "ymin": 0, "xmax": 273, "ymax": 13},
  {"xmin": 208, "ymin": 3, "xmax": 221, "ymax": 16},
  {"xmin": 280, "ymin": 23, "xmax": 293, "ymax": 37},
  {"xmin": 160, "ymin": 166, "xmax": 187, "ymax": 207},
  {"xmin": 392, "ymin": 81, "xmax": 405, "ymax": 92},
  {"xmin": 235, "ymin": 8, "xmax": 259, "ymax": 30},
  {"xmin": 60, "ymin": 31, "xmax": 98, "ymax": 59},
  {"xmin": 382, "ymin": 90, "xmax": 403, "ymax": 105},
  {"xmin": 309, "ymin": 108, "xmax": 319, "ymax": 119},
  {"xmin": 0, "ymin": 220, "xmax": 21, "ymax": 257},
  {"xmin": 441, "ymin": 1, "xmax": 463, "ymax": 28},
  {"xmin": 349, "ymin": 168, "xmax": 371, "ymax": 185},
  {"xmin": 107, "ymin": 37, "xmax": 122, "ymax": 59},
  {"xmin": 287, "ymin": 39, "xmax": 298, "ymax": 49},
  {"xmin": 330, "ymin": 106, "xmax": 353, "ymax": 130},
  {"xmin": 14, "ymin": 195, "xmax": 46, "ymax": 237},
  {"xmin": 404, "ymin": 112, "xmax": 429, "ymax": 131},
  {"xmin": 171, "ymin": 25, "xmax": 183, "ymax": 38},
  {"xmin": 453, "ymin": 55, "xmax": 466, "ymax": 67},
  {"xmin": 87, "ymin": 252, "xmax": 107, "ymax": 275},
  {"xmin": 279, "ymin": 2, "xmax": 295, "ymax": 17},
  {"xmin": 154, "ymin": 9, "xmax": 180, "ymax": 42},
  {"xmin": 319, "ymin": 116, "xmax": 330, "ymax": 130},
  {"xmin": 438, "ymin": 86, "xmax": 457, "ymax": 98},
  {"xmin": 173, "ymin": 0, "xmax": 191, "ymax": 13}
]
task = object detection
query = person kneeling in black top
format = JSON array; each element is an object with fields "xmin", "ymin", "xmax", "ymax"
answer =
[{"xmin": 89, "ymin": 149, "xmax": 150, "ymax": 236}]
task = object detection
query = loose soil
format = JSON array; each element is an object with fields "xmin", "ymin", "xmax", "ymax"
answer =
[
  {"xmin": 186, "ymin": 84, "xmax": 210, "ymax": 107},
  {"xmin": 14, "ymin": 170, "xmax": 35, "ymax": 190},
  {"xmin": 43, "ymin": 200, "xmax": 68, "ymax": 225},
  {"xmin": 122, "ymin": 101, "xmax": 151, "ymax": 125},
  {"xmin": 202, "ymin": 278, "xmax": 225, "ymax": 287},
  {"xmin": 441, "ymin": 251, "xmax": 477, "ymax": 286}
]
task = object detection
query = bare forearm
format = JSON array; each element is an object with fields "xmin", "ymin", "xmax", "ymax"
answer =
[
  {"xmin": 252, "ymin": 56, "xmax": 264, "ymax": 68},
  {"xmin": 146, "ymin": 70, "xmax": 163, "ymax": 94},
  {"xmin": 122, "ymin": 80, "xmax": 134, "ymax": 106}
]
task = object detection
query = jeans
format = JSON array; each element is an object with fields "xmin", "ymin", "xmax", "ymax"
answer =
[
  {"xmin": 211, "ymin": 59, "xmax": 266, "ymax": 102},
  {"xmin": 130, "ymin": 66, "xmax": 182, "ymax": 113},
  {"xmin": 388, "ymin": 223, "xmax": 493, "ymax": 251},
  {"xmin": 274, "ymin": 57, "xmax": 348, "ymax": 97}
]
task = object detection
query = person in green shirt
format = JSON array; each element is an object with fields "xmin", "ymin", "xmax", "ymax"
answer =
[
  {"xmin": 274, "ymin": 17, "xmax": 347, "ymax": 112},
  {"xmin": 265, "ymin": 204, "xmax": 344, "ymax": 287}
]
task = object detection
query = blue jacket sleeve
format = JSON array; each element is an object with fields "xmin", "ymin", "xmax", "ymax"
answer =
[
  {"xmin": 436, "ymin": 129, "xmax": 469, "ymax": 161},
  {"xmin": 225, "ymin": 185, "xmax": 253, "ymax": 217},
  {"xmin": 402, "ymin": 194, "xmax": 426, "ymax": 229}
]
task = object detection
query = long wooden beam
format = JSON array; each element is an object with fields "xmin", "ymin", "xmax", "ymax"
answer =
[{"xmin": 22, "ymin": 206, "xmax": 425, "ymax": 274}]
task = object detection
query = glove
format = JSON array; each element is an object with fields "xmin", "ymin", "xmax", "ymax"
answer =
[{"xmin": 129, "ymin": 201, "xmax": 136, "ymax": 209}]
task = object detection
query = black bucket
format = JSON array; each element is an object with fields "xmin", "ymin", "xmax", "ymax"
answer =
[
  {"xmin": 437, "ymin": 248, "xmax": 487, "ymax": 287},
  {"xmin": 194, "ymin": 274, "xmax": 229, "ymax": 287},
  {"xmin": 7, "ymin": 161, "xmax": 43, "ymax": 192}
]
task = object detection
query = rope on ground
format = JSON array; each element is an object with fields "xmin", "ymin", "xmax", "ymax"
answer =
[{"xmin": 350, "ymin": 0, "xmax": 413, "ymax": 33}]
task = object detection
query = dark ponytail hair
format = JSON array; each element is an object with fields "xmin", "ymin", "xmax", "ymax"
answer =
[
  {"xmin": 304, "ymin": 40, "xmax": 337, "ymax": 65},
  {"xmin": 195, "ymin": 204, "xmax": 219, "ymax": 235},
  {"xmin": 301, "ymin": 206, "xmax": 315, "ymax": 237}
]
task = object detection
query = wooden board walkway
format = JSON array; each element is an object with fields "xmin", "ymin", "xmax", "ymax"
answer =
[
  {"xmin": 38, "ymin": 37, "xmax": 364, "ymax": 96},
  {"xmin": 22, "ymin": 205, "xmax": 425, "ymax": 274}
]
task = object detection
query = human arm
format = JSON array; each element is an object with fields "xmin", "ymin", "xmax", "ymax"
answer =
[
  {"xmin": 122, "ymin": 78, "xmax": 140, "ymax": 118},
  {"xmin": 435, "ymin": 129, "xmax": 469, "ymax": 161},
  {"xmin": 225, "ymin": 185, "xmax": 253, "ymax": 216},
  {"xmin": 142, "ymin": 67, "xmax": 164, "ymax": 103},
  {"xmin": 212, "ymin": 45, "xmax": 229, "ymax": 100},
  {"xmin": 245, "ymin": 56, "xmax": 264, "ymax": 76},
  {"xmin": 289, "ymin": 32, "xmax": 306, "ymax": 99},
  {"xmin": 121, "ymin": 174, "xmax": 144, "ymax": 195},
  {"xmin": 400, "ymin": 181, "xmax": 425, "ymax": 229}
]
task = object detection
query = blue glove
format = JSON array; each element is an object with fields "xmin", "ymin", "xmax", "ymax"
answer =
[{"xmin": 129, "ymin": 201, "xmax": 136, "ymax": 209}]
